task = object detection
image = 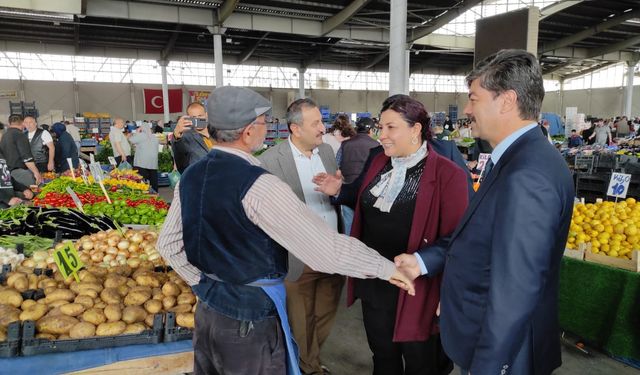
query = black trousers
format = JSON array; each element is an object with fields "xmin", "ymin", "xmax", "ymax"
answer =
[
  {"xmin": 134, "ymin": 167, "xmax": 158, "ymax": 192},
  {"xmin": 361, "ymin": 299, "xmax": 453, "ymax": 375},
  {"xmin": 35, "ymin": 162, "xmax": 49, "ymax": 173},
  {"xmin": 114, "ymin": 155, "xmax": 133, "ymax": 166},
  {"xmin": 193, "ymin": 302, "xmax": 287, "ymax": 375}
]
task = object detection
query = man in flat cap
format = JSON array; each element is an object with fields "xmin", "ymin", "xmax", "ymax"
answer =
[{"xmin": 158, "ymin": 86, "xmax": 415, "ymax": 375}]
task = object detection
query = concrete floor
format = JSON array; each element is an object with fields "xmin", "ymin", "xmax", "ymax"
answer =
[
  {"xmin": 321, "ymin": 295, "xmax": 639, "ymax": 375},
  {"xmin": 158, "ymin": 187, "xmax": 638, "ymax": 375}
]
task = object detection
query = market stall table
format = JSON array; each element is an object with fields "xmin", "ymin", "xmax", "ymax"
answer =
[
  {"xmin": 0, "ymin": 339, "xmax": 193, "ymax": 374},
  {"xmin": 559, "ymin": 257, "xmax": 640, "ymax": 363}
]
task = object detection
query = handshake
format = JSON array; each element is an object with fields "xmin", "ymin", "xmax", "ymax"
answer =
[{"xmin": 388, "ymin": 253, "xmax": 423, "ymax": 296}]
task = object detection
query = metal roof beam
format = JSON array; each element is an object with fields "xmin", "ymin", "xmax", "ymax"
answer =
[
  {"xmin": 218, "ymin": 0, "xmax": 240, "ymax": 24},
  {"xmin": 362, "ymin": 50, "xmax": 388, "ymax": 69},
  {"xmin": 540, "ymin": 8, "xmax": 640, "ymax": 54},
  {"xmin": 160, "ymin": 24, "xmax": 182, "ymax": 61},
  {"xmin": 238, "ymin": 32, "xmax": 269, "ymax": 63},
  {"xmin": 408, "ymin": 0, "xmax": 483, "ymax": 43},
  {"xmin": 539, "ymin": 0, "xmax": 584, "ymax": 20},
  {"xmin": 560, "ymin": 61, "xmax": 618, "ymax": 80},
  {"xmin": 321, "ymin": 0, "xmax": 373, "ymax": 36},
  {"xmin": 587, "ymin": 34, "xmax": 640, "ymax": 59}
]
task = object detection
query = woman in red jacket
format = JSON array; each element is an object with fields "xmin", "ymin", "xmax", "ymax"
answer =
[{"xmin": 314, "ymin": 95, "xmax": 468, "ymax": 375}]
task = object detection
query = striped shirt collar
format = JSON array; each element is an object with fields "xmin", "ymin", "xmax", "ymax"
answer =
[{"xmin": 214, "ymin": 145, "xmax": 262, "ymax": 166}]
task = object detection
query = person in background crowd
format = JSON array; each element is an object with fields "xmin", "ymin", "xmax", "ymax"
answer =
[
  {"xmin": 109, "ymin": 117, "xmax": 132, "ymax": 165},
  {"xmin": 616, "ymin": 116, "xmax": 630, "ymax": 137},
  {"xmin": 395, "ymin": 49, "xmax": 574, "ymax": 375},
  {"xmin": 582, "ymin": 121, "xmax": 595, "ymax": 145},
  {"xmin": 24, "ymin": 116, "xmax": 55, "ymax": 173},
  {"xmin": 153, "ymin": 121, "xmax": 164, "ymax": 134},
  {"xmin": 314, "ymin": 94, "xmax": 468, "ymax": 375},
  {"xmin": 540, "ymin": 119, "xmax": 553, "ymax": 144},
  {"xmin": 589, "ymin": 118, "xmax": 612, "ymax": 146},
  {"xmin": 339, "ymin": 117, "xmax": 379, "ymax": 185},
  {"xmin": 568, "ymin": 129, "xmax": 584, "ymax": 148},
  {"xmin": 323, "ymin": 114, "xmax": 355, "ymax": 155},
  {"xmin": 157, "ymin": 86, "xmax": 415, "ymax": 375},
  {"xmin": 64, "ymin": 120, "xmax": 82, "ymax": 156},
  {"xmin": 459, "ymin": 120, "xmax": 472, "ymax": 139},
  {"xmin": 259, "ymin": 98, "xmax": 344, "ymax": 375},
  {"xmin": 129, "ymin": 123, "xmax": 160, "ymax": 192},
  {"xmin": 0, "ymin": 114, "xmax": 41, "ymax": 196},
  {"xmin": 51, "ymin": 122, "xmax": 79, "ymax": 173},
  {"xmin": 172, "ymin": 102, "xmax": 214, "ymax": 173},
  {"xmin": 443, "ymin": 115, "xmax": 454, "ymax": 132}
]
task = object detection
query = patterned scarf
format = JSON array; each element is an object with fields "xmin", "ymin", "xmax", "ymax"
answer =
[{"xmin": 369, "ymin": 141, "xmax": 428, "ymax": 212}]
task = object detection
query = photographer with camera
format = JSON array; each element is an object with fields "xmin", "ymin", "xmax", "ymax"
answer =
[{"xmin": 172, "ymin": 102, "xmax": 214, "ymax": 173}]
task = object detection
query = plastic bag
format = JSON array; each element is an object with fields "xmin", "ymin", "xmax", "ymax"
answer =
[
  {"xmin": 168, "ymin": 170, "xmax": 181, "ymax": 189},
  {"xmin": 118, "ymin": 161, "xmax": 133, "ymax": 170}
]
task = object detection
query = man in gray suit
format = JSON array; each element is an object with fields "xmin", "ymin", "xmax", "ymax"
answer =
[{"xmin": 259, "ymin": 98, "xmax": 344, "ymax": 375}]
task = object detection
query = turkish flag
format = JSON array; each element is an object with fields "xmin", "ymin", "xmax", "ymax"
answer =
[{"xmin": 143, "ymin": 88, "xmax": 183, "ymax": 114}]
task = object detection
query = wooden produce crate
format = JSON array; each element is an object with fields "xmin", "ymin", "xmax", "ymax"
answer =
[
  {"xmin": 584, "ymin": 250, "xmax": 640, "ymax": 272},
  {"xmin": 563, "ymin": 248, "xmax": 585, "ymax": 261}
]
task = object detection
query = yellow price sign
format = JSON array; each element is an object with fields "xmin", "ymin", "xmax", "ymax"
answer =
[{"xmin": 53, "ymin": 241, "xmax": 84, "ymax": 282}]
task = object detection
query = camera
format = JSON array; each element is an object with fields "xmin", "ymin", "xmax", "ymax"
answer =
[{"xmin": 187, "ymin": 117, "xmax": 207, "ymax": 130}]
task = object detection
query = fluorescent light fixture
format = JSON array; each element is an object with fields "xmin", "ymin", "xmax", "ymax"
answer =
[{"xmin": 0, "ymin": 7, "xmax": 73, "ymax": 21}]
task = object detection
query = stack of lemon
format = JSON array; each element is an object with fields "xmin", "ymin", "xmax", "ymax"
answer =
[{"xmin": 566, "ymin": 198, "xmax": 638, "ymax": 259}]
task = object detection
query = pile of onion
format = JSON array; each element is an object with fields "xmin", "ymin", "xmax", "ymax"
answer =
[{"xmin": 22, "ymin": 229, "xmax": 164, "ymax": 270}]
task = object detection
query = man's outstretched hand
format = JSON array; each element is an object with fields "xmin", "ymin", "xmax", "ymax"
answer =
[
  {"xmin": 313, "ymin": 170, "xmax": 343, "ymax": 196},
  {"xmin": 389, "ymin": 267, "xmax": 416, "ymax": 296},
  {"xmin": 394, "ymin": 253, "xmax": 422, "ymax": 281}
]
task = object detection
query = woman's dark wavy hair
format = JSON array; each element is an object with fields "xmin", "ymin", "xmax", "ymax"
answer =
[
  {"xmin": 328, "ymin": 114, "xmax": 355, "ymax": 138},
  {"xmin": 380, "ymin": 95, "xmax": 432, "ymax": 141}
]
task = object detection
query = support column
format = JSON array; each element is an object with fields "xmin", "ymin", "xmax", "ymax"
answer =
[
  {"xmin": 214, "ymin": 33, "xmax": 224, "ymax": 88},
  {"xmin": 18, "ymin": 77, "xmax": 25, "ymax": 101},
  {"xmin": 624, "ymin": 60, "xmax": 637, "ymax": 118},
  {"xmin": 130, "ymin": 81, "xmax": 136, "ymax": 121},
  {"xmin": 389, "ymin": 0, "xmax": 408, "ymax": 96},
  {"xmin": 158, "ymin": 60, "xmax": 170, "ymax": 124},
  {"xmin": 73, "ymin": 79, "xmax": 80, "ymax": 115},
  {"xmin": 298, "ymin": 67, "xmax": 306, "ymax": 99}
]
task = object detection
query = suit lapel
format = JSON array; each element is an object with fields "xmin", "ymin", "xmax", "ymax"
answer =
[
  {"xmin": 194, "ymin": 133, "xmax": 209, "ymax": 152},
  {"xmin": 277, "ymin": 142, "xmax": 305, "ymax": 202},
  {"xmin": 318, "ymin": 145, "xmax": 337, "ymax": 175},
  {"xmin": 449, "ymin": 128, "xmax": 539, "ymax": 242}
]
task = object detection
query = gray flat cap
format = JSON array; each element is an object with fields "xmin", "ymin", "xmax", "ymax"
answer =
[{"xmin": 207, "ymin": 86, "xmax": 271, "ymax": 130}]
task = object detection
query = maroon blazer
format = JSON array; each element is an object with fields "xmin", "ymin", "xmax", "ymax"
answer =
[{"xmin": 347, "ymin": 142, "xmax": 469, "ymax": 342}]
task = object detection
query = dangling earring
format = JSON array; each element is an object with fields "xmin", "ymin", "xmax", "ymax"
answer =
[{"xmin": 411, "ymin": 137, "xmax": 418, "ymax": 145}]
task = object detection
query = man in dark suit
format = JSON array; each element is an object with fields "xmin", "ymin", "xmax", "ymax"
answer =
[
  {"xmin": 259, "ymin": 98, "xmax": 344, "ymax": 375},
  {"xmin": 172, "ymin": 102, "xmax": 214, "ymax": 173},
  {"xmin": 396, "ymin": 49, "xmax": 574, "ymax": 375}
]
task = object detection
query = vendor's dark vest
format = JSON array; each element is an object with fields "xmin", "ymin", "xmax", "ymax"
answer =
[
  {"xmin": 29, "ymin": 129, "xmax": 48, "ymax": 164},
  {"xmin": 180, "ymin": 150, "xmax": 288, "ymax": 321}
]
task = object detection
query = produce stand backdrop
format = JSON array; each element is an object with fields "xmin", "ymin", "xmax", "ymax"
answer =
[{"xmin": 559, "ymin": 257, "xmax": 640, "ymax": 361}]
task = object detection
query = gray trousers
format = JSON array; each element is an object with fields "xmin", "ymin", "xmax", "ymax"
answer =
[
  {"xmin": 10, "ymin": 168, "xmax": 35, "ymax": 191},
  {"xmin": 193, "ymin": 302, "xmax": 287, "ymax": 375}
]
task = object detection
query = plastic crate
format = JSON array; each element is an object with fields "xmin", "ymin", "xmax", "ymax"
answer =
[
  {"xmin": 164, "ymin": 311, "xmax": 193, "ymax": 342},
  {"xmin": 21, "ymin": 314, "xmax": 164, "ymax": 356},
  {"xmin": 0, "ymin": 322, "xmax": 21, "ymax": 358}
]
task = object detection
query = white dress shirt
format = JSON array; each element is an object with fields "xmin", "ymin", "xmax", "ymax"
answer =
[{"xmin": 288, "ymin": 138, "xmax": 338, "ymax": 231}]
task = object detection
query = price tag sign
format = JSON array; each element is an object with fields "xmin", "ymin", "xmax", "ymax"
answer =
[
  {"xmin": 65, "ymin": 186, "xmax": 84, "ymax": 213},
  {"xmin": 53, "ymin": 241, "xmax": 84, "ymax": 282},
  {"xmin": 67, "ymin": 158, "xmax": 76, "ymax": 179},
  {"xmin": 107, "ymin": 156, "xmax": 117, "ymax": 167},
  {"xmin": 607, "ymin": 172, "xmax": 631, "ymax": 198},
  {"xmin": 0, "ymin": 158, "xmax": 13, "ymax": 189},
  {"xmin": 79, "ymin": 160, "xmax": 89, "ymax": 185},
  {"xmin": 89, "ymin": 162, "xmax": 103, "ymax": 182},
  {"xmin": 477, "ymin": 153, "xmax": 491, "ymax": 172}
]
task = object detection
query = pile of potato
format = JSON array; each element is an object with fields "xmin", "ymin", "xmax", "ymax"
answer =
[
  {"xmin": 23, "ymin": 229, "xmax": 164, "ymax": 271},
  {"xmin": 0, "ymin": 264, "xmax": 195, "ymax": 341}
]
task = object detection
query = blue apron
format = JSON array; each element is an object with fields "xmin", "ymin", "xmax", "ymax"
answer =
[{"xmin": 205, "ymin": 274, "xmax": 301, "ymax": 375}]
